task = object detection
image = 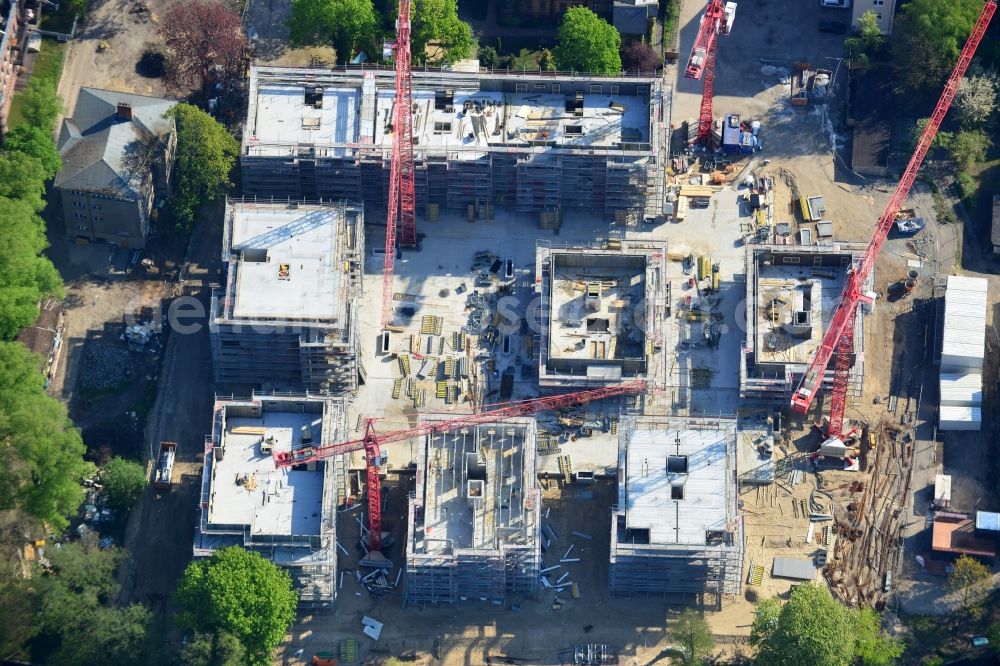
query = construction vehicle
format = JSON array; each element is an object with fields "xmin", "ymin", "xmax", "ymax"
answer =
[
  {"xmin": 380, "ymin": 0, "xmax": 418, "ymax": 329},
  {"xmin": 790, "ymin": 0, "xmax": 998, "ymax": 444},
  {"xmin": 685, "ymin": 0, "xmax": 737, "ymax": 145},
  {"xmin": 153, "ymin": 441, "xmax": 176, "ymax": 491},
  {"xmin": 791, "ymin": 63, "xmax": 813, "ymax": 106},
  {"xmin": 273, "ymin": 382, "xmax": 647, "ymax": 555}
]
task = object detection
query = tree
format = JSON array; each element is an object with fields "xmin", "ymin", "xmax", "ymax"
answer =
[
  {"xmin": 168, "ymin": 103, "xmax": 239, "ymax": 228},
  {"xmin": 948, "ymin": 554, "xmax": 992, "ymax": 611},
  {"xmin": 0, "ymin": 342, "xmax": 91, "ymax": 529},
  {"xmin": 160, "ymin": 0, "xmax": 249, "ymax": 94},
  {"xmin": 182, "ymin": 631, "xmax": 247, "ymax": 666},
  {"xmin": 32, "ymin": 536, "xmax": 152, "ymax": 665},
  {"xmin": 553, "ymin": 7, "xmax": 621, "ymax": 75},
  {"xmin": 288, "ymin": 0, "xmax": 379, "ymax": 64},
  {"xmin": 0, "ymin": 151, "xmax": 47, "ymax": 210},
  {"xmin": 101, "ymin": 457, "xmax": 147, "ymax": 511},
  {"xmin": 538, "ymin": 48, "xmax": 556, "ymax": 72},
  {"xmin": 853, "ymin": 608, "xmax": 903, "ymax": 666},
  {"xmin": 412, "ymin": 0, "xmax": 474, "ymax": 65},
  {"xmin": 892, "ymin": 0, "xmax": 983, "ymax": 94},
  {"xmin": 478, "ymin": 45, "xmax": 500, "ymax": 68},
  {"xmin": 953, "ymin": 73, "xmax": 999, "ymax": 129},
  {"xmin": 0, "ymin": 197, "xmax": 63, "ymax": 339},
  {"xmin": 18, "ymin": 78, "xmax": 62, "ymax": 130},
  {"xmin": 845, "ymin": 10, "xmax": 884, "ymax": 64},
  {"xmin": 948, "ymin": 129, "xmax": 992, "ymax": 167},
  {"xmin": 668, "ymin": 609, "xmax": 714, "ymax": 666},
  {"xmin": 620, "ymin": 40, "xmax": 660, "ymax": 73},
  {"xmin": 177, "ymin": 547, "xmax": 298, "ymax": 665},
  {"xmin": 3, "ymin": 125, "xmax": 62, "ymax": 178},
  {"xmin": 751, "ymin": 584, "xmax": 854, "ymax": 666}
]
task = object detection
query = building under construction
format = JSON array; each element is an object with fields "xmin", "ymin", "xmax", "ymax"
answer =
[
  {"xmin": 535, "ymin": 239, "xmax": 668, "ymax": 388},
  {"xmin": 405, "ymin": 419, "xmax": 541, "ymax": 605},
  {"xmin": 241, "ymin": 66, "xmax": 669, "ymax": 225},
  {"xmin": 609, "ymin": 415, "xmax": 744, "ymax": 607},
  {"xmin": 741, "ymin": 244, "xmax": 869, "ymax": 404},
  {"xmin": 210, "ymin": 199, "xmax": 364, "ymax": 394},
  {"xmin": 195, "ymin": 394, "xmax": 346, "ymax": 609}
]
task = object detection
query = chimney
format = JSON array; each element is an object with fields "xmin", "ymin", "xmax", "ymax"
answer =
[{"xmin": 116, "ymin": 102, "xmax": 133, "ymax": 121}]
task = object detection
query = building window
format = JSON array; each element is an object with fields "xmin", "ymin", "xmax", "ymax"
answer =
[
  {"xmin": 75, "ymin": 224, "xmax": 90, "ymax": 232},
  {"xmin": 92, "ymin": 204, "xmax": 102, "ymax": 210},
  {"xmin": 74, "ymin": 212, "xmax": 86, "ymax": 219},
  {"xmin": 782, "ymin": 256, "xmax": 801, "ymax": 264},
  {"xmin": 873, "ymin": 0, "xmax": 884, "ymax": 5},
  {"xmin": 73, "ymin": 201, "xmax": 85, "ymax": 209},
  {"xmin": 93, "ymin": 216, "xmax": 103, "ymax": 222},
  {"xmin": 589, "ymin": 84, "xmax": 602, "ymax": 94},
  {"xmin": 876, "ymin": 12, "xmax": 882, "ymax": 19}
]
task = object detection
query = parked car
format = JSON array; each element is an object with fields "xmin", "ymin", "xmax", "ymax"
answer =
[
  {"xmin": 818, "ymin": 20, "xmax": 849, "ymax": 33},
  {"xmin": 971, "ymin": 636, "xmax": 989, "ymax": 648},
  {"xmin": 820, "ymin": 0, "xmax": 850, "ymax": 7}
]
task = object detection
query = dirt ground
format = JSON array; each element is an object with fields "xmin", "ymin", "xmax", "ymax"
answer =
[
  {"xmin": 55, "ymin": 0, "xmax": 173, "ymax": 119},
  {"xmin": 278, "ymin": 477, "xmax": 752, "ymax": 666}
]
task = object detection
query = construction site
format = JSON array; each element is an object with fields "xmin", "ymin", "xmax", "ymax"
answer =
[
  {"xmin": 405, "ymin": 418, "xmax": 541, "ymax": 605},
  {"xmin": 174, "ymin": 0, "xmax": 1000, "ymax": 661},
  {"xmin": 209, "ymin": 199, "xmax": 365, "ymax": 394},
  {"xmin": 240, "ymin": 65, "xmax": 668, "ymax": 225},
  {"xmin": 195, "ymin": 394, "xmax": 346, "ymax": 609}
]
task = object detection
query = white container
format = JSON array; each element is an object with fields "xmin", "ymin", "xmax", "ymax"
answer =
[
  {"xmin": 941, "ymin": 275, "xmax": 987, "ymax": 371},
  {"xmin": 939, "ymin": 405, "xmax": 982, "ymax": 431},
  {"xmin": 939, "ymin": 373, "xmax": 982, "ymax": 407}
]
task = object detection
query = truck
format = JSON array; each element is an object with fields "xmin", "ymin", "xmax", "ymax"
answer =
[{"xmin": 153, "ymin": 441, "xmax": 177, "ymax": 491}]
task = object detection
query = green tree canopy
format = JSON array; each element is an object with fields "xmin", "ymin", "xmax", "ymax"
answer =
[
  {"xmin": 101, "ymin": 457, "xmax": 147, "ymax": 511},
  {"xmin": 0, "ymin": 341, "xmax": 91, "ymax": 528},
  {"xmin": 412, "ymin": 0, "xmax": 474, "ymax": 64},
  {"xmin": 751, "ymin": 584, "xmax": 901, "ymax": 666},
  {"xmin": 892, "ymin": 0, "xmax": 983, "ymax": 93},
  {"xmin": 177, "ymin": 547, "xmax": 298, "ymax": 665},
  {"xmin": 288, "ymin": 0, "xmax": 379, "ymax": 63},
  {"xmin": 0, "ymin": 198, "xmax": 63, "ymax": 338},
  {"xmin": 182, "ymin": 630, "xmax": 247, "ymax": 666},
  {"xmin": 168, "ymin": 103, "xmax": 239, "ymax": 229},
  {"xmin": 32, "ymin": 536, "xmax": 152, "ymax": 665},
  {"xmin": 19, "ymin": 78, "xmax": 63, "ymax": 131},
  {"xmin": 668, "ymin": 609, "xmax": 714, "ymax": 665},
  {"xmin": 553, "ymin": 7, "xmax": 621, "ymax": 75},
  {"xmin": 845, "ymin": 10, "xmax": 885, "ymax": 64},
  {"xmin": 948, "ymin": 554, "xmax": 992, "ymax": 610},
  {"xmin": 3, "ymin": 125, "xmax": 62, "ymax": 179},
  {"xmin": 0, "ymin": 150, "xmax": 47, "ymax": 210},
  {"xmin": 948, "ymin": 129, "xmax": 992, "ymax": 167}
]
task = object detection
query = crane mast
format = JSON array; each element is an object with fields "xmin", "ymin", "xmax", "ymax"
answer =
[
  {"xmin": 790, "ymin": 0, "xmax": 998, "ymax": 440},
  {"xmin": 381, "ymin": 0, "xmax": 418, "ymax": 328},
  {"xmin": 685, "ymin": 0, "xmax": 735, "ymax": 144}
]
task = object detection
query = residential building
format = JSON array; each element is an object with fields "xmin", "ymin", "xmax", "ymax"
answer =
[
  {"xmin": 613, "ymin": 0, "xmax": 657, "ymax": 37},
  {"xmin": 241, "ymin": 66, "xmax": 669, "ymax": 226},
  {"xmin": 0, "ymin": 0, "xmax": 32, "ymax": 137},
  {"xmin": 609, "ymin": 415, "xmax": 744, "ymax": 608},
  {"xmin": 55, "ymin": 88, "xmax": 177, "ymax": 248},
  {"xmin": 195, "ymin": 394, "xmax": 346, "ymax": 609},
  {"xmin": 210, "ymin": 199, "xmax": 364, "ymax": 395},
  {"xmin": 851, "ymin": 0, "xmax": 894, "ymax": 35}
]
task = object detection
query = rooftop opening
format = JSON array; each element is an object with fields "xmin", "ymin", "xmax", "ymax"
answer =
[
  {"xmin": 116, "ymin": 102, "xmax": 132, "ymax": 121},
  {"xmin": 564, "ymin": 124, "xmax": 584, "ymax": 136},
  {"xmin": 586, "ymin": 318, "xmax": 610, "ymax": 333},
  {"xmin": 667, "ymin": 455, "xmax": 688, "ymax": 474},
  {"xmin": 434, "ymin": 89, "xmax": 454, "ymax": 110},
  {"xmin": 565, "ymin": 92, "xmax": 583, "ymax": 116},
  {"xmin": 433, "ymin": 121, "xmax": 452, "ymax": 134},
  {"xmin": 302, "ymin": 116, "xmax": 321, "ymax": 130},
  {"xmin": 304, "ymin": 86, "xmax": 323, "ymax": 108},
  {"xmin": 671, "ymin": 484, "xmax": 684, "ymax": 500}
]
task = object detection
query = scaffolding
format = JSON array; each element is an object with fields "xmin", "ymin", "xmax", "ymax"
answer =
[
  {"xmin": 210, "ymin": 198, "xmax": 364, "ymax": 395},
  {"xmin": 741, "ymin": 244, "xmax": 869, "ymax": 405},
  {"xmin": 608, "ymin": 415, "xmax": 744, "ymax": 609},
  {"xmin": 405, "ymin": 420, "xmax": 541, "ymax": 605},
  {"xmin": 194, "ymin": 394, "xmax": 345, "ymax": 610},
  {"xmin": 240, "ymin": 66, "xmax": 670, "ymax": 224}
]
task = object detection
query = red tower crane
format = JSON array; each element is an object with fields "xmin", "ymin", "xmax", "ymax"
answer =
[
  {"xmin": 274, "ymin": 381, "xmax": 647, "ymax": 552},
  {"xmin": 790, "ymin": 0, "xmax": 997, "ymax": 442},
  {"xmin": 381, "ymin": 0, "xmax": 418, "ymax": 328},
  {"xmin": 685, "ymin": 0, "xmax": 736, "ymax": 144}
]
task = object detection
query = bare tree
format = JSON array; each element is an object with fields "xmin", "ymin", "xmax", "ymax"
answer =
[{"xmin": 159, "ymin": 0, "xmax": 249, "ymax": 95}]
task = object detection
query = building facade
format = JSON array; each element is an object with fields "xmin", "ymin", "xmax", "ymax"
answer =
[
  {"xmin": 0, "ymin": 0, "xmax": 30, "ymax": 138},
  {"xmin": 55, "ymin": 88, "xmax": 177, "ymax": 248},
  {"xmin": 241, "ymin": 66, "xmax": 669, "ymax": 226},
  {"xmin": 851, "ymin": 0, "xmax": 894, "ymax": 34}
]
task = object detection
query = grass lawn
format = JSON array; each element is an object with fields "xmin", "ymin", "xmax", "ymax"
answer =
[{"xmin": 7, "ymin": 38, "xmax": 67, "ymax": 129}]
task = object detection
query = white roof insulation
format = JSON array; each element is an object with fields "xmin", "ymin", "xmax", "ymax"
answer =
[
  {"xmin": 939, "ymin": 405, "xmax": 982, "ymax": 431},
  {"xmin": 939, "ymin": 373, "xmax": 983, "ymax": 407},
  {"xmin": 934, "ymin": 474, "xmax": 951, "ymax": 504},
  {"xmin": 622, "ymin": 428, "xmax": 730, "ymax": 545},
  {"xmin": 942, "ymin": 276, "xmax": 987, "ymax": 370}
]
